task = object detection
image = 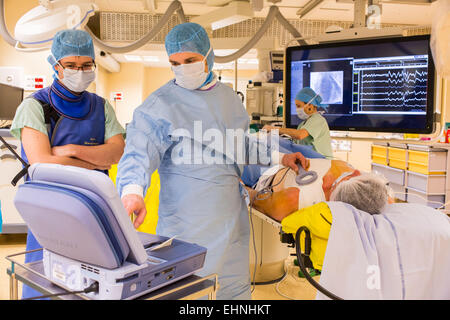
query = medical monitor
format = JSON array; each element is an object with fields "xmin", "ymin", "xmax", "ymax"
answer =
[
  {"xmin": 0, "ymin": 83, "xmax": 23, "ymax": 121},
  {"xmin": 285, "ymin": 35, "xmax": 435, "ymax": 133}
]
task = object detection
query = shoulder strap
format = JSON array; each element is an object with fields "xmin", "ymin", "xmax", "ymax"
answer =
[{"xmin": 30, "ymin": 97, "xmax": 61, "ymax": 125}]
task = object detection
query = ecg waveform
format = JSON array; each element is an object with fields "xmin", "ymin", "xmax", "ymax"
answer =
[{"xmin": 359, "ymin": 68, "xmax": 428, "ymax": 112}]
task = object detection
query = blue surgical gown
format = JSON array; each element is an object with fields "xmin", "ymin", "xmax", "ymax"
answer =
[{"xmin": 117, "ymin": 80, "xmax": 275, "ymax": 300}]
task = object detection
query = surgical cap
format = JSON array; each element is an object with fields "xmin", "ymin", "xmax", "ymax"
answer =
[
  {"xmin": 295, "ymin": 87, "xmax": 328, "ymax": 110},
  {"xmin": 47, "ymin": 29, "xmax": 95, "ymax": 67},
  {"xmin": 330, "ymin": 173, "xmax": 389, "ymax": 215},
  {"xmin": 165, "ymin": 22, "xmax": 214, "ymax": 72}
]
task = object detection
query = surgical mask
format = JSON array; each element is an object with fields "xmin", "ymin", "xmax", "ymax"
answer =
[
  {"xmin": 171, "ymin": 46, "xmax": 212, "ymax": 90},
  {"xmin": 296, "ymin": 107, "xmax": 310, "ymax": 120},
  {"xmin": 296, "ymin": 93, "xmax": 319, "ymax": 120},
  {"xmin": 58, "ymin": 64, "xmax": 96, "ymax": 93}
]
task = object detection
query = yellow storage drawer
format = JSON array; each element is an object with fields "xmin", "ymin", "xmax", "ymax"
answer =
[
  {"xmin": 372, "ymin": 145, "xmax": 387, "ymax": 158},
  {"xmin": 407, "ymin": 149, "xmax": 447, "ymax": 175},
  {"xmin": 371, "ymin": 145, "xmax": 388, "ymax": 165},
  {"xmin": 408, "ymin": 162, "xmax": 429, "ymax": 175},
  {"xmin": 387, "ymin": 147, "xmax": 407, "ymax": 170},
  {"xmin": 372, "ymin": 155, "xmax": 388, "ymax": 165},
  {"xmin": 408, "ymin": 150, "xmax": 428, "ymax": 164},
  {"xmin": 389, "ymin": 158, "xmax": 407, "ymax": 170},
  {"xmin": 388, "ymin": 147, "xmax": 407, "ymax": 160}
]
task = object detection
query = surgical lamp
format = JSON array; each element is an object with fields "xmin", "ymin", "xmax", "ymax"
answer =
[
  {"xmin": 1, "ymin": 0, "xmax": 96, "ymax": 52},
  {"xmin": 0, "ymin": 0, "xmax": 306, "ymax": 65}
]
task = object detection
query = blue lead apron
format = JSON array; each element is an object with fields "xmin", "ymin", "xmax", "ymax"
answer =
[{"xmin": 21, "ymin": 80, "xmax": 106, "ymax": 299}]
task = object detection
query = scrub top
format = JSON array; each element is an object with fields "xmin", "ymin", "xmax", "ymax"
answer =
[
  {"xmin": 295, "ymin": 113, "xmax": 333, "ymax": 159},
  {"xmin": 10, "ymin": 98, "xmax": 125, "ymax": 141}
]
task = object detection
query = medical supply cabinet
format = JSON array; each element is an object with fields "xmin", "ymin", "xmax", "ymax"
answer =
[{"xmin": 371, "ymin": 142, "xmax": 449, "ymax": 210}]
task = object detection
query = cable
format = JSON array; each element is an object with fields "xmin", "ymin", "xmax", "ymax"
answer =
[
  {"xmin": 248, "ymin": 167, "xmax": 293, "ymax": 293},
  {"xmin": 295, "ymin": 227, "xmax": 343, "ymax": 300},
  {"xmin": 275, "ymin": 260, "xmax": 296, "ymax": 300},
  {"xmin": 392, "ymin": 191, "xmax": 447, "ymax": 209},
  {"xmin": 253, "ymin": 272, "xmax": 287, "ymax": 286},
  {"xmin": 393, "ymin": 191, "xmax": 450, "ymax": 214},
  {"xmin": 22, "ymin": 281, "xmax": 99, "ymax": 300},
  {"xmin": 0, "ymin": 136, "xmax": 27, "ymax": 167},
  {"xmin": 248, "ymin": 201, "xmax": 258, "ymax": 294}
]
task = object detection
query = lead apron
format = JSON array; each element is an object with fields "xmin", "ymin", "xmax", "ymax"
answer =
[{"xmin": 21, "ymin": 81, "xmax": 106, "ymax": 299}]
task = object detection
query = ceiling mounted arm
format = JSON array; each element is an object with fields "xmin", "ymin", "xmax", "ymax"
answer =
[
  {"xmin": 0, "ymin": 0, "xmax": 16, "ymax": 46},
  {"xmin": 214, "ymin": 5, "xmax": 306, "ymax": 63},
  {"xmin": 176, "ymin": 2, "xmax": 187, "ymax": 23},
  {"xmin": 84, "ymin": 0, "xmax": 184, "ymax": 53}
]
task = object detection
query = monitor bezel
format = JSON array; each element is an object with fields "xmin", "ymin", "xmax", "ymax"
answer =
[
  {"xmin": 284, "ymin": 35, "xmax": 435, "ymax": 134},
  {"xmin": 0, "ymin": 82, "xmax": 24, "ymax": 121}
]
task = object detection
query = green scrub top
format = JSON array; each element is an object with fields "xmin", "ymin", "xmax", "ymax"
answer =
[
  {"xmin": 10, "ymin": 98, "xmax": 125, "ymax": 141},
  {"xmin": 294, "ymin": 113, "xmax": 333, "ymax": 159}
]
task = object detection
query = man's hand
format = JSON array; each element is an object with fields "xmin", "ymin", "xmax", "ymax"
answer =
[
  {"xmin": 281, "ymin": 152, "xmax": 310, "ymax": 174},
  {"xmin": 51, "ymin": 144, "xmax": 74, "ymax": 158},
  {"xmin": 262, "ymin": 125, "xmax": 277, "ymax": 132},
  {"xmin": 122, "ymin": 194, "xmax": 147, "ymax": 229}
]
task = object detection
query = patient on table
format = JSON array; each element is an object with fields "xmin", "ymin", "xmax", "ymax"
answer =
[
  {"xmin": 242, "ymin": 139, "xmax": 395, "ymax": 222},
  {"xmin": 244, "ymin": 158, "xmax": 360, "ymax": 221}
]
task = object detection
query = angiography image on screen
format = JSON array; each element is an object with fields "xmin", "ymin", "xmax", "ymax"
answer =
[
  {"xmin": 286, "ymin": 35, "xmax": 435, "ymax": 133},
  {"xmin": 310, "ymin": 71, "xmax": 344, "ymax": 105}
]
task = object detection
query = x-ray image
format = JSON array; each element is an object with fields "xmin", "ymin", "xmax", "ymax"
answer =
[{"xmin": 310, "ymin": 71, "xmax": 344, "ymax": 104}]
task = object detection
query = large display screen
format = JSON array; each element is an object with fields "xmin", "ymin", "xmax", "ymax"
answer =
[{"xmin": 285, "ymin": 35, "xmax": 435, "ymax": 133}]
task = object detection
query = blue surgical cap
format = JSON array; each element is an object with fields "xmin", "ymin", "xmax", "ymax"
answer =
[
  {"xmin": 295, "ymin": 87, "xmax": 328, "ymax": 109},
  {"xmin": 47, "ymin": 29, "xmax": 95, "ymax": 67},
  {"xmin": 165, "ymin": 22, "xmax": 214, "ymax": 72}
]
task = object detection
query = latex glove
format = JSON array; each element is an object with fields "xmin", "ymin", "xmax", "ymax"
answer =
[{"xmin": 122, "ymin": 194, "xmax": 147, "ymax": 229}]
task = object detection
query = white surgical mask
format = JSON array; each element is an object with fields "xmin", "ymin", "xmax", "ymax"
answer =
[
  {"xmin": 296, "ymin": 107, "xmax": 310, "ymax": 120},
  {"xmin": 58, "ymin": 65, "xmax": 96, "ymax": 93},
  {"xmin": 296, "ymin": 93, "xmax": 319, "ymax": 120},
  {"xmin": 171, "ymin": 47, "xmax": 212, "ymax": 90}
]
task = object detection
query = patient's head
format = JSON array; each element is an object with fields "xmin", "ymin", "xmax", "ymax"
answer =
[{"xmin": 330, "ymin": 173, "xmax": 390, "ymax": 215}]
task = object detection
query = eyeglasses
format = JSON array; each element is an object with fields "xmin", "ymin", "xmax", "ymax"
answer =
[{"xmin": 58, "ymin": 62, "xmax": 97, "ymax": 72}]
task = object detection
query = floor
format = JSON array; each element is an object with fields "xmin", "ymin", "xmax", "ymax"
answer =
[
  {"xmin": 0, "ymin": 234, "xmax": 318, "ymax": 300},
  {"xmin": 0, "ymin": 234, "xmax": 25, "ymax": 300}
]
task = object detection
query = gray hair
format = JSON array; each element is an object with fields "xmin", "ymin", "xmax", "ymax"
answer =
[{"xmin": 330, "ymin": 173, "xmax": 389, "ymax": 215}]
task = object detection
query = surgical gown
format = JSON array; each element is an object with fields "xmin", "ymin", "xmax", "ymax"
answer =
[{"xmin": 117, "ymin": 80, "xmax": 277, "ymax": 300}]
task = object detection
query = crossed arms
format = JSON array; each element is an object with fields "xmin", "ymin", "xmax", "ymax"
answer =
[{"xmin": 21, "ymin": 126, "xmax": 125, "ymax": 170}]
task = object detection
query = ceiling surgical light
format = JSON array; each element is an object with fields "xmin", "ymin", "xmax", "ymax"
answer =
[
  {"xmin": 13, "ymin": 0, "xmax": 97, "ymax": 51},
  {"xmin": 0, "ymin": 0, "xmax": 305, "ymax": 67}
]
